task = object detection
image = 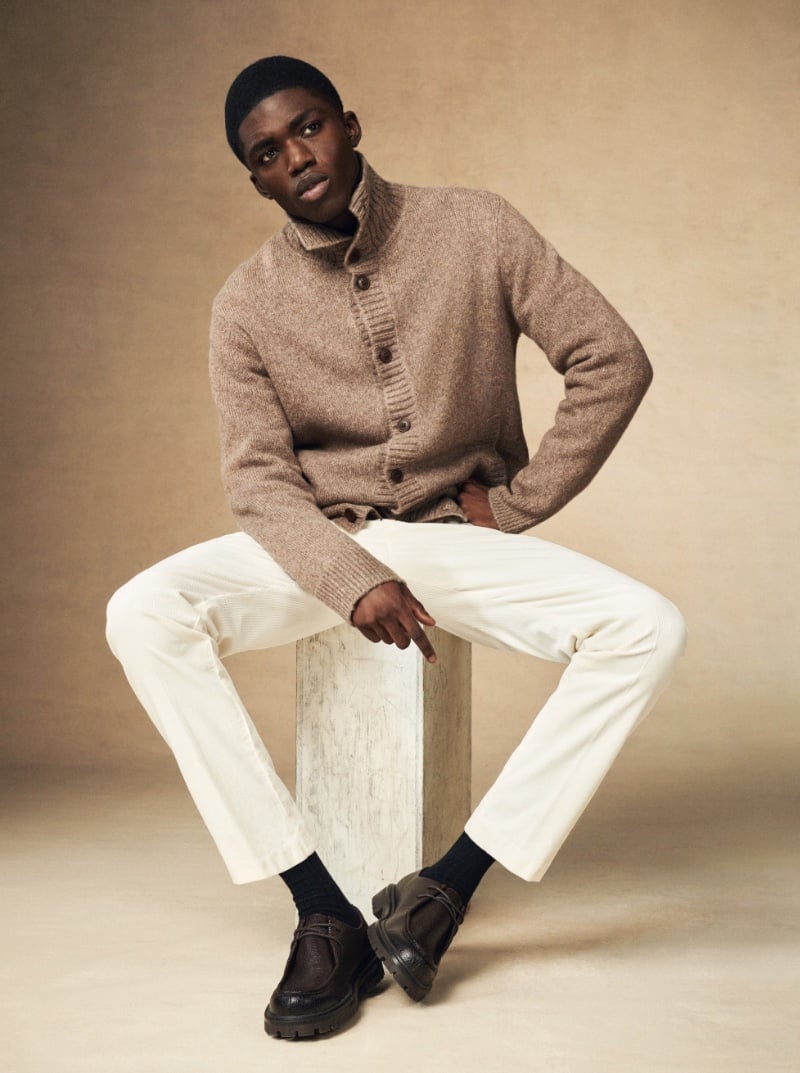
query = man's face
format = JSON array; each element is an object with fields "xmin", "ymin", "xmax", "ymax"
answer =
[{"xmin": 238, "ymin": 87, "xmax": 362, "ymax": 231}]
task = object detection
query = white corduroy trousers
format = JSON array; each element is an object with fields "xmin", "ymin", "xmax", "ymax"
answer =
[{"xmin": 106, "ymin": 520, "xmax": 686, "ymax": 884}]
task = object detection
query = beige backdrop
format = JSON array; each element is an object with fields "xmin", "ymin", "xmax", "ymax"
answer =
[{"xmin": 1, "ymin": 0, "xmax": 797, "ymax": 799}]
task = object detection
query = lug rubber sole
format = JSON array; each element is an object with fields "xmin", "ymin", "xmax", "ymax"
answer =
[
  {"xmin": 368, "ymin": 884, "xmax": 431, "ymax": 1002},
  {"xmin": 263, "ymin": 952, "xmax": 384, "ymax": 1039}
]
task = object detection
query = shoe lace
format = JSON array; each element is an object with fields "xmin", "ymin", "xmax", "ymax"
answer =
[
  {"xmin": 291, "ymin": 920, "xmax": 344, "ymax": 949},
  {"xmin": 417, "ymin": 884, "xmax": 466, "ymax": 927}
]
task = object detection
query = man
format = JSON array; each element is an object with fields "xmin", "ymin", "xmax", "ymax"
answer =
[{"xmin": 106, "ymin": 56, "xmax": 687, "ymax": 1040}]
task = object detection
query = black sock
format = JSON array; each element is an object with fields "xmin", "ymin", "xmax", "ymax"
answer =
[
  {"xmin": 279, "ymin": 853, "xmax": 361, "ymax": 927},
  {"xmin": 420, "ymin": 831, "xmax": 495, "ymax": 905}
]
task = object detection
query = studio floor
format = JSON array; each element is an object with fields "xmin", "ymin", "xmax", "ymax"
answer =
[{"xmin": 3, "ymin": 748, "xmax": 797, "ymax": 1073}]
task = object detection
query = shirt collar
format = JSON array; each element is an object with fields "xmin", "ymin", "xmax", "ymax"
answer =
[{"xmin": 284, "ymin": 155, "xmax": 402, "ymax": 256}]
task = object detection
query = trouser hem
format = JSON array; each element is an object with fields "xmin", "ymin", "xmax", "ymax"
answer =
[
  {"xmin": 464, "ymin": 818, "xmax": 548, "ymax": 883},
  {"xmin": 226, "ymin": 836, "xmax": 317, "ymax": 885}
]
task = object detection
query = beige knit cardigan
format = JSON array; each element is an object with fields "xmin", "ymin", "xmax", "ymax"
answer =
[{"xmin": 209, "ymin": 158, "xmax": 652, "ymax": 621}]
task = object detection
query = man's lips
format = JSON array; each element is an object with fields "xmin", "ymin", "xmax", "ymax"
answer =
[{"xmin": 295, "ymin": 173, "xmax": 330, "ymax": 201}]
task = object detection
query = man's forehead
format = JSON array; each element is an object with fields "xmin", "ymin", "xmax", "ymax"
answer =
[{"xmin": 238, "ymin": 87, "xmax": 336, "ymax": 143}]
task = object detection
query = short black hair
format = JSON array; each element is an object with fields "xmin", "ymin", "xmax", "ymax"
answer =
[{"xmin": 225, "ymin": 56, "xmax": 343, "ymax": 164}]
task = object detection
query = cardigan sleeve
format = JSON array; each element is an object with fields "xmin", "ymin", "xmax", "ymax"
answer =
[
  {"xmin": 488, "ymin": 198, "xmax": 653, "ymax": 534},
  {"xmin": 208, "ymin": 302, "xmax": 400, "ymax": 622}
]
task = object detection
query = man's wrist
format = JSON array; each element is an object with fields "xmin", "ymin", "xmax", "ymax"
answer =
[{"xmin": 487, "ymin": 486, "xmax": 537, "ymax": 534}]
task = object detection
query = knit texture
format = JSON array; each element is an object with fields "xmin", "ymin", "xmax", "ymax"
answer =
[
  {"xmin": 279, "ymin": 852, "xmax": 361, "ymax": 928},
  {"xmin": 420, "ymin": 831, "xmax": 495, "ymax": 905},
  {"xmin": 209, "ymin": 157, "xmax": 652, "ymax": 621}
]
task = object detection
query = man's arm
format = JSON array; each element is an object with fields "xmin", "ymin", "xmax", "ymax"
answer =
[
  {"xmin": 209, "ymin": 303, "xmax": 437, "ymax": 659},
  {"xmin": 209, "ymin": 305, "xmax": 398, "ymax": 619},
  {"xmin": 485, "ymin": 198, "xmax": 653, "ymax": 533}
]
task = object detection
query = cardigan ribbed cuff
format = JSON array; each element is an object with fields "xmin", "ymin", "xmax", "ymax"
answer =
[
  {"xmin": 315, "ymin": 536, "xmax": 402, "ymax": 623},
  {"xmin": 488, "ymin": 486, "xmax": 538, "ymax": 535}
]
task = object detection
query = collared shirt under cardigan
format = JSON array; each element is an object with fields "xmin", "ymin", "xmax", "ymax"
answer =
[{"xmin": 208, "ymin": 156, "xmax": 652, "ymax": 623}]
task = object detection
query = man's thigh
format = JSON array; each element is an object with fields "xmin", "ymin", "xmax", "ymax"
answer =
[
  {"xmin": 365, "ymin": 521, "xmax": 659, "ymax": 663},
  {"xmin": 115, "ymin": 531, "xmax": 343, "ymax": 657}
]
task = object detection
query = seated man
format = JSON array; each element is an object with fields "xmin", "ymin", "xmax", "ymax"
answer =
[{"xmin": 106, "ymin": 55, "xmax": 687, "ymax": 1040}]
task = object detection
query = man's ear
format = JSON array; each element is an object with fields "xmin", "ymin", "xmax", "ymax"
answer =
[
  {"xmin": 249, "ymin": 174, "xmax": 273, "ymax": 200},
  {"xmin": 343, "ymin": 110, "xmax": 362, "ymax": 148}
]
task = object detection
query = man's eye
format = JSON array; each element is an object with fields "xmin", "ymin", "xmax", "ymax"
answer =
[
  {"xmin": 302, "ymin": 121, "xmax": 322, "ymax": 136},
  {"xmin": 259, "ymin": 148, "xmax": 278, "ymax": 165}
]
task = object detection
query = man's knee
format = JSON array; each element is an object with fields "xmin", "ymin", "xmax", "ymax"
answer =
[
  {"xmin": 651, "ymin": 594, "xmax": 688, "ymax": 671},
  {"xmin": 105, "ymin": 573, "xmax": 196, "ymax": 663},
  {"xmin": 622, "ymin": 587, "xmax": 688, "ymax": 671}
]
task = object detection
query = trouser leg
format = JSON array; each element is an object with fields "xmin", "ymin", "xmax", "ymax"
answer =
[
  {"xmin": 107, "ymin": 520, "xmax": 686, "ymax": 887},
  {"xmin": 106, "ymin": 531, "xmax": 345, "ymax": 883},
  {"xmin": 373, "ymin": 521, "xmax": 688, "ymax": 882}
]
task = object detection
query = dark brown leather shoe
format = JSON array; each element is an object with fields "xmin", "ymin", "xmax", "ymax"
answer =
[
  {"xmin": 368, "ymin": 872, "xmax": 466, "ymax": 1001},
  {"xmin": 264, "ymin": 913, "xmax": 384, "ymax": 1039}
]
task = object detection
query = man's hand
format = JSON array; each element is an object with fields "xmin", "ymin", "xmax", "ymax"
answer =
[
  {"xmin": 352, "ymin": 581, "xmax": 437, "ymax": 662},
  {"xmin": 457, "ymin": 479, "xmax": 501, "ymax": 529}
]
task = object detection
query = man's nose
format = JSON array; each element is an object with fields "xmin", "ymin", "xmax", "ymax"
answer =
[{"xmin": 286, "ymin": 138, "xmax": 315, "ymax": 175}]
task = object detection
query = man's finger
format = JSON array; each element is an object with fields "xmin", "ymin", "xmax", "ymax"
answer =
[
  {"xmin": 396, "ymin": 586, "xmax": 437, "ymax": 661},
  {"xmin": 399, "ymin": 612, "xmax": 437, "ymax": 663},
  {"xmin": 401, "ymin": 584, "xmax": 436, "ymax": 626},
  {"xmin": 410, "ymin": 625, "xmax": 437, "ymax": 663},
  {"xmin": 412, "ymin": 603, "xmax": 436, "ymax": 626},
  {"xmin": 383, "ymin": 619, "xmax": 412, "ymax": 650},
  {"xmin": 373, "ymin": 623, "xmax": 395, "ymax": 645}
]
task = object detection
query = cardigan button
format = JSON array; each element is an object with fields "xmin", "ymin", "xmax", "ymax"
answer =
[
  {"xmin": 389, "ymin": 468, "xmax": 404, "ymax": 484},
  {"xmin": 397, "ymin": 419, "xmax": 411, "ymax": 433},
  {"xmin": 377, "ymin": 348, "xmax": 392, "ymax": 363},
  {"xmin": 355, "ymin": 274, "xmax": 370, "ymax": 290}
]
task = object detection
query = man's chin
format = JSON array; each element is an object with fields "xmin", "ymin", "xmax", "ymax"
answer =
[{"xmin": 289, "ymin": 202, "xmax": 353, "ymax": 231}]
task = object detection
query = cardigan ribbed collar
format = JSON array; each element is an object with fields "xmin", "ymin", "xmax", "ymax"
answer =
[{"xmin": 284, "ymin": 155, "xmax": 402, "ymax": 257}]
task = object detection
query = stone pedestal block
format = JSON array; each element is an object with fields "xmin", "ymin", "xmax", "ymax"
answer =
[{"xmin": 296, "ymin": 624, "xmax": 471, "ymax": 914}]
